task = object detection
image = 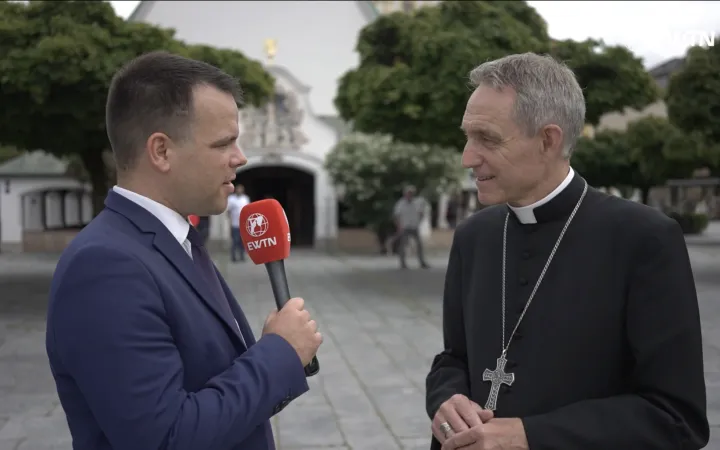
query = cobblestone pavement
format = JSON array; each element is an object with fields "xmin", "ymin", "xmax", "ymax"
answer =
[{"xmin": 0, "ymin": 246, "xmax": 719, "ymax": 450}]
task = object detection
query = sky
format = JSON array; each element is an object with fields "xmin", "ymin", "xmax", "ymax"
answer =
[{"xmin": 109, "ymin": 1, "xmax": 720, "ymax": 69}]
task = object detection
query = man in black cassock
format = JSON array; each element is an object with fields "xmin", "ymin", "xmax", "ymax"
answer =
[{"xmin": 425, "ymin": 53, "xmax": 709, "ymax": 450}]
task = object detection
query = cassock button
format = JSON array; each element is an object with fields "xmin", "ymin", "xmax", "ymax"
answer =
[
  {"xmin": 521, "ymin": 251, "xmax": 531, "ymax": 260},
  {"xmin": 519, "ymin": 278, "xmax": 528, "ymax": 286}
]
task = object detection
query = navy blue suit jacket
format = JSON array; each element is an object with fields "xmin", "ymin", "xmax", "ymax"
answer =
[{"xmin": 46, "ymin": 191, "xmax": 309, "ymax": 450}]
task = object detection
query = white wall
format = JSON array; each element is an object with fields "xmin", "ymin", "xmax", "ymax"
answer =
[
  {"xmin": 261, "ymin": 68, "xmax": 339, "ymax": 163},
  {"xmin": 135, "ymin": 0, "xmax": 372, "ymax": 117},
  {"xmin": 0, "ymin": 177, "xmax": 91, "ymax": 247}
]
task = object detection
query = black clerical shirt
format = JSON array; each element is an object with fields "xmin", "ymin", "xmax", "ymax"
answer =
[{"xmin": 426, "ymin": 172, "xmax": 709, "ymax": 449}]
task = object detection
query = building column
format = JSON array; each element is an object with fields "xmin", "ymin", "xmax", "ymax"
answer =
[
  {"xmin": 40, "ymin": 191, "xmax": 47, "ymax": 230},
  {"xmin": 436, "ymin": 193, "xmax": 450, "ymax": 229},
  {"xmin": 467, "ymin": 193, "xmax": 477, "ymax": 219},
  {"xmin": 419, "ymin": 202, "xmax": 432, "ymax": 241},
  {"xmin": 77, "ymin": 191, "xmax": 84, "ymax": 225},
  {"xmin": 60, "ymin": 190, "xmax": 67, "ymax": 228}
]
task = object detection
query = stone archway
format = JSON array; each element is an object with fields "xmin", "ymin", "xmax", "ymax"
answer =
[
  {"xmin": 207, "ymin": 151, "xmax": 337, "ymax": 249},
  {"xmin": 234, "ymin": 165, "xmax": 315, "ymax": 247}
]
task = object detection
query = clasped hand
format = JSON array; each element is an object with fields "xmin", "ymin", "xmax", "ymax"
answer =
[{"xmin": 432, "ymin": 394, "xmax": 528, "ymax": 450}]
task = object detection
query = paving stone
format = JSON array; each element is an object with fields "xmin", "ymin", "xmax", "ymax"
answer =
[
  {"xmin": 0, "ymin": 247, "xmax": 719, "ymax": 448},
  {"xmin": 0, "ymin": 438, "xmax": 24, "ymax": 450},
  {"xmin": 401, "ymin": 437, "xmax": 432, "ymax": 450}
]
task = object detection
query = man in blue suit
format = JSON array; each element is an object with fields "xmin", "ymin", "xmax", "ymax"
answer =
[{"xmin": 45, "ymin": 51, "xmax": 323, "ymax": 450}]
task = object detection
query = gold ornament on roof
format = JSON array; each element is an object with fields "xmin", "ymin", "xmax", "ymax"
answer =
[{"xmin": 264, "ymin": 38, "xmax": 277, "ymax": 64}]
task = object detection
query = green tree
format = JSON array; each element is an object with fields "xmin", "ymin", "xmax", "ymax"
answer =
[
  {"xmin": 0, "ymin": 0, "xmax": 274, "ymax": 215},
  {"xmin": 572, "ymin": 130, "xmax": 634, "ymax": 191},
  {"xmin": 325, "ymin": 133, "xmax": 464, "ymax": 232},
  {"xmin": 550, "ymin": 39, "xmax": 658, "ymax": 125},
  {"xmin": 666, "ymin": 41, "xmax": 720, "ymax": 172},
  {"xmin": 182, "ymin": 44, "xmax": 274, "ymax": 108},
  {"xmin": 624, "ymin": 116, "xmax": 707, "ymax": 203},
  {"xmin": 0, "ymin": 144, "xmax": 22, "ymax": 165},
  {"xmin": 573, "ymin": 117, "xmax": 709, "ymax": 205},
  {"xmin": 336, "ymin": 1, "xmax": 658, "ymax": 152},
  {"xmin": 335, "ymin": 1, "xmax": 551, "ymax": 151}
]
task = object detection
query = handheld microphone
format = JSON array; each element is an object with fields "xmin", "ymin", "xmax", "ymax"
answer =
[{"xmin": 238, "ymin": 198, "xmax": 320, "ymax": 377}]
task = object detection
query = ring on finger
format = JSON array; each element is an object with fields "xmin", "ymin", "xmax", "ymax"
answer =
[{"xmin": 439, "ymin": 421, "xmax": 453, "ymax": 439}]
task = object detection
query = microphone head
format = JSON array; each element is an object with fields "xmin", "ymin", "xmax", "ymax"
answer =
[
  {"xmin": 238, "ymin": 198, "xmax": 291, "ymax": 264},
  {"xmin": 188, "ymin": 215, "xmax": 200, "ymax": 227}
]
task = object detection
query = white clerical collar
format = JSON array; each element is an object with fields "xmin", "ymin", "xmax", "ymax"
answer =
[{"xmin": 508, "ymin": 167, "xmax": 575, "ymax": 224}]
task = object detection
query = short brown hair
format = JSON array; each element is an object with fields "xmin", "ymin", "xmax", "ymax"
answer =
[{"xmin": 106, "ymin": 51, "xmax": 241, "ymax": 171}]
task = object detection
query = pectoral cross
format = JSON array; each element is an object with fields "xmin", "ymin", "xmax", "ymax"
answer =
[{"xmin": 482, "ymin": 354, "xmax": 515, "ymax": 411}]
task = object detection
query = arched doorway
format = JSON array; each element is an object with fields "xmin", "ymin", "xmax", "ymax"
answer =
[{"xmin": 235, "ymin": 166, "xmax": 315, "ymax": 247}]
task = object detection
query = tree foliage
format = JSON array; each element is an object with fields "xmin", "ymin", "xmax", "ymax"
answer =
[
  {"xmin": 0, "ymin": 0, "xmax": 274, "ymax": 215},
  {"xmin": 336, "ymin": 0, "xmax": 657, "ymax": 151},
  {"xmin": 572, "ymin": 130, "xmax": 634, "ymax": 190},
  {"xmin": 624, "ymin": 116, "xmax": 707, "ymax": 188},
  {"xmin": 572, "ymin": 117, "xmax": 709, "ymax": 203},
  {"xmin": 550, "ymin": 39, "xmax": 658, "ymax": 125},
  {"xmin": 335, "ymin": 1, "xmax": 550, "ymax": 151},
  {"xmin": 666, "ymin": 41, "xmax": 720, "ymax": 172},
  {"xmin": 325, "ymin": 133, "xmax": 464, "ymax": 229},
  {"xmin": 0, "ymin": 144, "xmax": 21, "ymax": 164}
]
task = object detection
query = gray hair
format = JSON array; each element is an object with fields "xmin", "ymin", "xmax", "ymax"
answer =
[{"xmin": 468, "ymin": 53, "xmax": 586, "ymax": 158}]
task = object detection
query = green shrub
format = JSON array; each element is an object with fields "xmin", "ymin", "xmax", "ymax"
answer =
[{"xmin": 325, "ymin": 132, "xmax": 464, "ymax": 230}]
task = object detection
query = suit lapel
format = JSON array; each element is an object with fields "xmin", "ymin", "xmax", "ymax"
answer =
[
  {"xmin": 216, "ymin": 270, "xmax": 257, "ymax": 346},
  {"xmin": 104, "ymin": 190, "xmax": 246, "ymax": 348}
]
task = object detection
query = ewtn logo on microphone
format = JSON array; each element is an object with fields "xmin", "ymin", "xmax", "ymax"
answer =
[
  {"xmin": 245, "ymin": 213, "xmax": 276, "ymax": 251},
  {"xmin": 667, "ymin": 30, "xmax": 716, "ymax": 48}
]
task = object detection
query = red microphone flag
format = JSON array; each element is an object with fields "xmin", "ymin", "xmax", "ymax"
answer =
[{"xmin": 238, "ymin": 199, "xmax": 291, "ymax": 264}]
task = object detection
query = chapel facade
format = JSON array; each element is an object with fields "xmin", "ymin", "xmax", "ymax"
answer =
[{"xmin": 127, "ymin": 0, "xmax": 442, "ymax": 249}]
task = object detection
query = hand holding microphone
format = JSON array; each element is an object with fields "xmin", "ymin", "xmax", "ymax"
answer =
[
  {"xmin": 262, "ymin": 297, "xmax": 321, "ymax": 368},
  {"xmin": 239, "ymin": 199, "xmax": 321, "ymax": 377}
]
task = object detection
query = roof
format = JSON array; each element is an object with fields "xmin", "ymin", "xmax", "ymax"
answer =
[
  {"xmin": 267, "ymin": 65, "xmax": 310, "ymax": 94},
  {"xmin": 127, "ymin": 1, "xmax": 380, "ymax": 22},
  {"xmin": 0, "ymin": 151, "xmax": 69, "ymax": 178},
  {"xmin": 318, "ymin": 115, "xmax": 352, "ymax": 139},
  {"xmin": 648, "ymin": 57, "xmax": 686, "ymax": 80}
]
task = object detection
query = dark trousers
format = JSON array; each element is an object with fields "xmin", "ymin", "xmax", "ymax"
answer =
[
  {"xmin": 397, "ymin": 228, "xmax": 427, "ymax": 267},
  {"xmin": 230, "ymin": 227, "xmax": 245, "ymax": 262},
  {"xmin": 376, "ymin": 222, "xmax": 398, "ymax": 254}
]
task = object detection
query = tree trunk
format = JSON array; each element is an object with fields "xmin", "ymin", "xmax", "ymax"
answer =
[
  {"xmin": 641, "ymin": 186, "xmax": 651, "ymax": 205},
  {"xmin": 80, "ymin": 150, "xmax": 111, "ymax": 217}
]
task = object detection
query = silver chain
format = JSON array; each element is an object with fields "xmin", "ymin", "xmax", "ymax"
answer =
[{"xmin": 500, "ymin": 182, "xmax": 588, "ymax": 357}]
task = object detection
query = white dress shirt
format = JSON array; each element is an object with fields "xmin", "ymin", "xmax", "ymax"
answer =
[{"xmin": 112, "ymin": 186, "xmax": 193, "ymax": 259}]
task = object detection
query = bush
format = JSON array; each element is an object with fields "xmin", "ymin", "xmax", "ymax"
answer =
[
  {"xmin": 325, "ymin": 132, "xmax": 464, "ymax": 230},
  {"xmin": 667, "ymin": 212, "xmax": 710, "ymax": 235}
]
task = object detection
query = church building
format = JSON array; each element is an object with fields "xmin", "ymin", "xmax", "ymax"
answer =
[{"xmin": 129, "ymin": 1, "xmax": 440, "ymax": 249}]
